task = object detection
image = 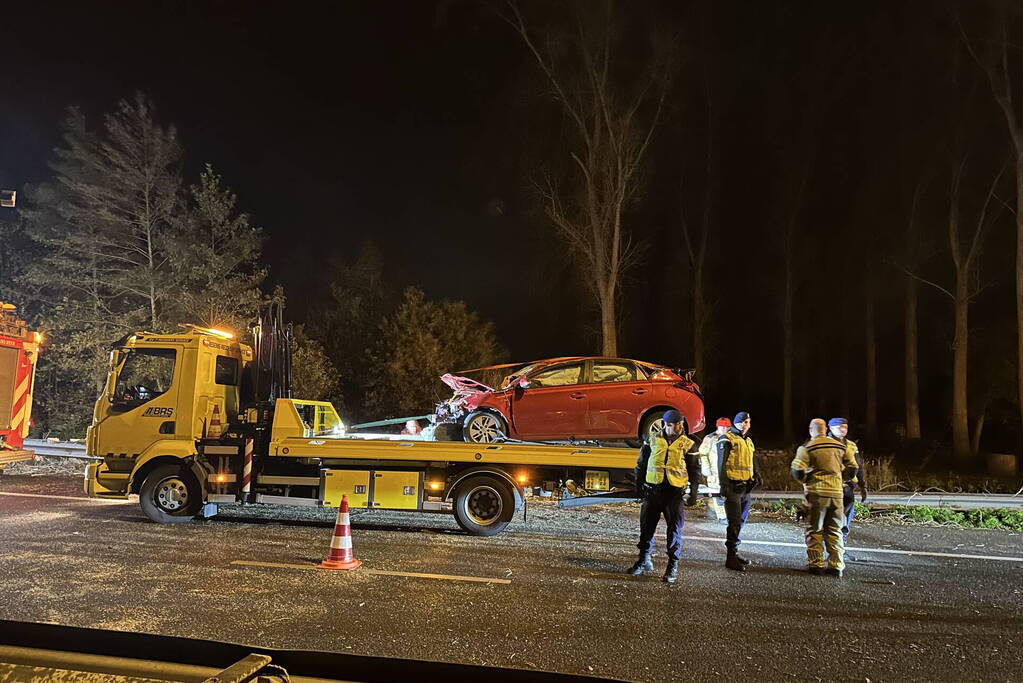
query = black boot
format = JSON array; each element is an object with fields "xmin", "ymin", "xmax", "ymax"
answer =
[
  {"xmin": 725, "ymin": 551, "xmax": 745, "ymax": 572},
  {"xmin": 627, "ymin": 553, "xmax": 654, "ymax": 575},
  {"xmin": 734, "ymin": 554, "xmax": 751, "ymax": 566},
  {"xmin": 662, "ymin": 560, "xmax": 679, "ymax": 584}
]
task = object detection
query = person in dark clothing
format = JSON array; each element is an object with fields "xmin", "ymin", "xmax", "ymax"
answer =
[
  {"xmin": 828, "ymin": 417, "xmax": 868, "ymax": 548},
  {"xmin": 627, "ymin": 410, "xmax": 700, "ymax": 584},
  {"xmin": 716, "ymin": 411, "xmax": 761, "ymax": 571}
]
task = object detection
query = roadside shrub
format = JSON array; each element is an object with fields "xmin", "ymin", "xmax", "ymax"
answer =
[
  {"xmin": 767, "ymin": 500, "xmax": 800, "ymax": 516},
  {"xmin": 852, "ymin": 501, "xmax": 870, "ymax": 518}
]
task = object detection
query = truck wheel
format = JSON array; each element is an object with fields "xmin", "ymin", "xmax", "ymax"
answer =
[
  {"xmin": 463, "ymin": 411, "xmax": 507, "ymax": 443},
  {"xmin": 452, "ymin": 475, "xmax": 515, "ymax": 536},
  {"xmin": 139, "ymin": 464, "xmax": 202, "ymax": 524}
]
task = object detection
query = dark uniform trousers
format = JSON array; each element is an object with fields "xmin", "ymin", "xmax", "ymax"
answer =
[
  {"xmin": 636, "ymin": 484, "xmax": 686, "ymax": 561},
  {"xmin": 842, "ymin": 484, "xmax": 856, "ymax": 542},
  {"xmin": 720, "ymin": 479, "xmax": 752, "ymax": 551}
]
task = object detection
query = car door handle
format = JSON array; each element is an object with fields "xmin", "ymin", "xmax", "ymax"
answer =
[
  {"xmin": 632, "ymin": 388, "xmax": 648, "ymax": 395},
  {"xmin": 569, "ymin": 392, "xmax": 585, "ymax": 400}
]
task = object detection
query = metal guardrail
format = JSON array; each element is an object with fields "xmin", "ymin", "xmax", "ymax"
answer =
[
  {"xmin": 22, "ymin": 440, "xmax": 1023, "ymax": 508},
  {"xmin": 22, "ymin": 439, "xmax": 93, "ymax": 460},
  {"xmin": 754, "ymin": 490, "xmax": 1023, "ymax": 509}
]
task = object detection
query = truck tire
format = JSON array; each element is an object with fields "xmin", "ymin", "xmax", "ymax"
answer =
[
  {"xmin": 139, "ymin": 464, "xmax": 202, "ymax": 524},
  {"xmin": 452, "ymin": 475, "xmax": 515, "ymax": 536},
  {"xmin": 463, "ymin": 411, "xmax": 508, "ymax": 443}
]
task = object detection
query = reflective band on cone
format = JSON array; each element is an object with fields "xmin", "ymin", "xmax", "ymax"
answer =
[
  {"xmin": 241, "ymin": 439, "xmax": 253, "ymax": 503},
  {"xmin": 318, "ymin": 494, "xmax": 361, "ymax": 570}
]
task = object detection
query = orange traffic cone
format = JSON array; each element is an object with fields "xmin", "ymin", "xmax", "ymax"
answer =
[
  {"xmin": 208, "ymin": 404, "xmax": 223, "ymax": 438},
  {"xmin": 318, "ymin": 494, "xmax": 362, "ymax": 570}
]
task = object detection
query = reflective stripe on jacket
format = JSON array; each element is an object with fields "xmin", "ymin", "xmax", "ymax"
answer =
[
  {"xmin": 722, "ymin": 432, "xmax": 755, "ymax": 481},
  {"xmin": 646, "ymin": 434, "xmax": 695, "ymax": 488},
  {"xmin": 791, "ymin": 436, "xmax": 856, "ymax": 497}
]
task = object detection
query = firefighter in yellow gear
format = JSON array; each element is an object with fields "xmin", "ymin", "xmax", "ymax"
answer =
[
  {"xmin": 697, "ymin": 417, "xmax": 731, "ymax": 524},
  {"xmin": 627, "ymin": 410, "xmax": 700, "ymax": 584},
  {"xmin": 790, "ymin": 418, "xmax": 859, "ymax": 577}
]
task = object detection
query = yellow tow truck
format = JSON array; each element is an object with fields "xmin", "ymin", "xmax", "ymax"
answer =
[{"xmin": 85, "ymin": 304, "xmax": 637, "ymax": 535}]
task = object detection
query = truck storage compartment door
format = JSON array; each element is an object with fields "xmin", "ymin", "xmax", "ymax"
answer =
[
  {"xmin": 322, "ymin": 470, "xmax": 371, "ymax": 508},
  {"xmin": 372, "ymin": 471, "xmax": 421, "ymax": 510}
]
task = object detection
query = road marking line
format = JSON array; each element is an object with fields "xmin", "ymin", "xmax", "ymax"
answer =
[
  {"xmin": 230, "ymin": 560, "xmax": 512, "ymax": 583},
  {"xmin": 0, "ymin": 491, "xmax": 131, "ymax": 504},
  {"xmin": 688, "ymin": 535, "xmax": 1023, "ymax": 563}
]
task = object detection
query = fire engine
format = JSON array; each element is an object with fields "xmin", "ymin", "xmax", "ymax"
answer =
[{"xmin": 0, "ymin": 302, "xmax": 41, "ymax": 470}]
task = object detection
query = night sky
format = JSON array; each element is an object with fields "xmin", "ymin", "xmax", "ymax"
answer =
[{"xmin": 2, "ymin": 2, "xmax": 1019, "ymax": 438}]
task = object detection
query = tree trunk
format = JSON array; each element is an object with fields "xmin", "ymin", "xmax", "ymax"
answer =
[
  {"xmin": 782, "ymin": 254, "xmax": 794, "ymax": 444},
  {"xmin": 600, "ymin": 290, "xmax": 617, "ymax": 356},
  {"xmin": 1017, "ymin": 166, "xmax": 1023, "ymax": 451},
  {"xmin": 865, "ymin": 277, "xmax": 878, "ymax": 443},
  {"xmin": 693, "ymin": 264, "xmax": 705, "ymax": 382},
  {"xmin": 971, "ymin": 387, "xmax": 990, "ymax": 459},
  {"xmin": 904, "ymin": 275, "xmax": 921, "ymax": 439},
  {"xmin": 841, "ymin": 334, "xmax": 851, "ymax": 420},
  {"xmin": 952, "ymin": 275, "xmax": 971, "ymax": 461}
]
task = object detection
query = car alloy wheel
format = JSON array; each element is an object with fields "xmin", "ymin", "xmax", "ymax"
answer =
[{"xmin": 465, "ymin": 412, "xmax": 505, "ymax": 443}]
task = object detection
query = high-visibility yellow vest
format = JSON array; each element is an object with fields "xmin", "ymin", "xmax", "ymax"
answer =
[
  {"xmin": 843, "ymin": 439, "xmax": 859, "ymax": 481},
  {"xmin": 646, "ymin": 434, "xmax": 694, "ymax": 488},
  {"xmin": 723, "ymin": 432, "xmax": 755, "ymax": 481}
]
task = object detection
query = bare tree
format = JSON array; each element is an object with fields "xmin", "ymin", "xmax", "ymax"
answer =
[
  {"xmin": 902, "ymin": 174, "xmax": 929, "ymax": 440},
  {"xmin": 780, "ymin": 158, "xmax": 811, "ymax": 444},
  {"xmin": 680, "ymin": 74, "xmax": 716, "ymax": 384},
  {"xmin": 911, "ymin": 159, "xmax": 1004, "ymax": 460},
  {"xmin": 865, "ymin": 262, "xmax": 878, "ymax": 443},
  {"xmin": 501, "ymin": 0, "xmax": 669, "ymax": 355},
  {"xmin": 960, "ymin": 2, "xmax": 1023, "ymax": 442}
]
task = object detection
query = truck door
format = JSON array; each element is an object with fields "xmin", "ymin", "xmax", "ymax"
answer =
[{"xmin": 92, "ymin": 347, "xmax": 181, "ymax": 457}]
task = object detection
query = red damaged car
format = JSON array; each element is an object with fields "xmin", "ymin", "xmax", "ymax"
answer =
[{"xmin": 432, "ymin": 357, "xmax": 705, "ymax": 445}]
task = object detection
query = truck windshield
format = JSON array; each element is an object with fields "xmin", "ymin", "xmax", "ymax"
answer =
[{"xmin": 113, "ymin": 348, "xmax": 176, "ymax": 409}]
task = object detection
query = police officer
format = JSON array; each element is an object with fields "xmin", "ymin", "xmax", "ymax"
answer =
[
  {"xmin": 828, "ymin": 417, "xmax": 867, "ymax": 546},
  {"xmin": 790, "ymin": 418, "xmax": 859, "ymax": 577},
  {"xmin": 716, "ymin": 411, "xmax": 760, "ymax": 571},
  {"xmin": 627, "ymin": 410, "xmax": 699, "ymax": 584},
  {"xmin": 698, "ymin": 417, "xmax": 731, "ymax": 524}
]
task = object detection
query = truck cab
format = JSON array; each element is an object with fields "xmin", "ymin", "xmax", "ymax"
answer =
[{"xmin": 85, "ymin": 326, "xmax": 252, "ymax": 499}]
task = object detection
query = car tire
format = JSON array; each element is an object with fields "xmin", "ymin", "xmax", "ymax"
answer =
[
  {"xmin": 139, "ymin": 464, "xmax": 202, "ymax": 524},
  {"xmin": 463, "ymin": 411, "xmax": 508, "ymax": 443},
  {"xmin": 633, "ymin": 412, "xmax": 666, "ymax": 446},
  {"xmin": 452, "ymin": 475, "xmax": 515, "ymax": 536}
]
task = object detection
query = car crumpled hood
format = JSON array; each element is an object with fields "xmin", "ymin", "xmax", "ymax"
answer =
[{"xmin": 439, "ymin": 373, "xmax": 494, "ymax": 395}]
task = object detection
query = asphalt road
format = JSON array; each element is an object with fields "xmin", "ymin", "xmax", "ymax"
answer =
[{"xmin": 1, "ymin": 474, "xmax": 1021, "ymax": 682}]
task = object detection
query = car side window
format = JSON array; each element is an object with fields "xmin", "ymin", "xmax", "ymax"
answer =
[
  {"xmin": 591, "ymin": 362, "xmax": 637, "ymax": 383},
  {"xmin": 530, "ymin": 364, "xmax": 582, "ymax": 387}
]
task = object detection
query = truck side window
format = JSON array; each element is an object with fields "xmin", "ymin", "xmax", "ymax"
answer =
[
  {"xmin": 215, "ymin": 355, "xmax": 240, "ymax": 386},
  {"xmin": 113, "ymin": 349, "xmax": 176, "ymax": 409}
]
